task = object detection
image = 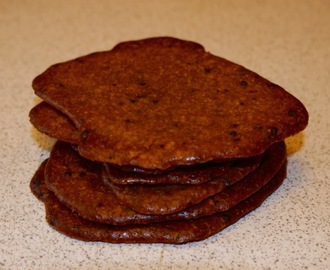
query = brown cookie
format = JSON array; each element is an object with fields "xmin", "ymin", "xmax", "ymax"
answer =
[
  {"xmin": 30, "ymin": 159, "xmax": 50, "ymax": 202},
  {"xmin": 44, "ymin": 141, "xmax": 150, "ymax": 225},
  {"xmin": 103, "ymin": 160, "xmax": 233, "ymax": 185},
  {"xmin": 44, "ymin": 141, "xmax": 285, "ymax": 225},
  {"xmin": 30, "ymin": 155, "xmax": 287, "ymax": 244},
  {"xmin": 30, "ymin": 101, "xmax": 234, "ymax": 179},
  {"xmin": 29, "ymin": 101, "xmax": 79, "ymax": 144},
  {"xmin": 32, "ymin": 37, "xmax": 308, "ymax": 170},
  {"xmin": 105, "ymin": 155, "xmax": 261, "ymax": 215},
  {"xmin": 29, "ymin": 100, "xmax": 236, "ymax": 182}
]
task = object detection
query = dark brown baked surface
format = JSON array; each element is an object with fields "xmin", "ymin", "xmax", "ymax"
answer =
[
  {"xmin": 29, "ymin": 101, "xmax": 79, "ymax": 144},
  {"xmin": 30, "ymin": 159, "xmax": 49, "ymax": 202},
  {"xmin": 103, "ymin": 160, "xmax": 233, "ymax": 185},
  {"xmin": 105, "ymin": 155, "xmax": 261, "ymax": 215},
  {"xmin": 32, "ymin": 37, "xmax": 308, "ymax": 169},
  {"xmin": 30, "ymin": 153, "xmax": 287, "ymax": 244},
  {"xmin": 29, "ymin": 37, "xmax": 307, "ymax": 244},
  {"xmin": 29, "ymin": 100, "xmax": 237, "ymax": 179},
  {"xmin": 30, "ymin": 100, "xmax": 235, "ymax": 178},
  {"xmin": 42, "ymin": 140, "xmax": 285, "ymax": 224}
]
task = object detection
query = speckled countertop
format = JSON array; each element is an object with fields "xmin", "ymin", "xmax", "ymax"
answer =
[{"xmin": 1, "ymin": 0, "xmax": 329, "ymax": 269}]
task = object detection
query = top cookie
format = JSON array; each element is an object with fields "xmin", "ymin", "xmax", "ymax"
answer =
[{"xmin": 32, "ymin": 37, "xmax": 308, "ymax": 169}]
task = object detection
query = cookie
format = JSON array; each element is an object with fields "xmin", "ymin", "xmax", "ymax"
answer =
[
  {"xmin": 32, "ymin": 37, "xmax": 308, "ymax": 170},
  {"xmin": 29, "ymin": 101, "xmax": 79, "ymax": 144},
  {"xmin": 30, "ymin": 101, "xmax": 235, "ymax": 182},
  {"xmin": 29, "ymin": 37, "xmax": 307, "ymax": 244},
  {"xmin": 43, "ymin": 141, "xmax": 285, "ymax": 224},
  {"xmin": 104, "ymin": 155, "xmax": 261, "ymax": 215},
  {"xmin": 30, "ymin": 156, "xmax": 287, "ymax": 244}
]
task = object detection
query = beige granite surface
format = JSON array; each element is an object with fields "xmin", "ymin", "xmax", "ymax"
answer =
[{"xmin": 0, "ymin": 0, "xmax": 329, "ymax": 269}]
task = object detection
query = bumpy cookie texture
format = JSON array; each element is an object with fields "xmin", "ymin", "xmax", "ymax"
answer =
[
  {"xmin": 43, "ymin": 141, "xmax": 286, "ymax": 225},
  {"xmin": 30, "ymin": 154, "xmax": 287, "ymax": 244},
  {"xmin": 29, "ymin": 101, "xmax": 80, "ymax": 144},
  {"xmin": 105, "ymin": 155, "xmax": 261, "ymax": 215},
  {"xmin": 103, "ymin": 160, "xmax": 232, "ymax": 185},
  {"xmin": 32, "ymin": 37, "xmax": 308, "ymax": 169}
]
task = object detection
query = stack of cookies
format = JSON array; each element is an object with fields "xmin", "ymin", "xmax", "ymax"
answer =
[{"xmin": 29, "ymin": 37, "xmax": 308, "ymax": 244}]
